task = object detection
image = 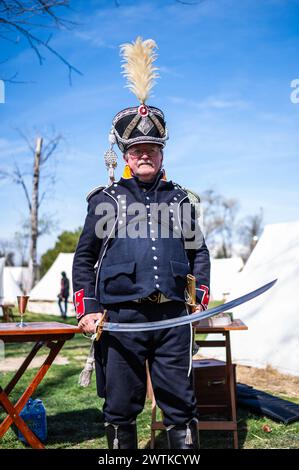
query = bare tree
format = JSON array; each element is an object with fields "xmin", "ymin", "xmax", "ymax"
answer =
[
  {"xmin": 13, "ymin": 212, "xmax": 57, "ymax": 267},
  {"xmin": 201, "ymin": 189, "xmax": 239, "ymax": 257},
  {"xmin": 238, "ymin": 209, "xmax": 264, "ymax": 262},
  {"xmin": 14, "ymin": 224, "xmax": 30, "ymax": 266},
  {"xmin": 200, "ymin": 189, "xmax": 224, "ymax": 247},
  {"xmin": 0, "ymin": 129, "xmax": 62, "ymax": 287},
  {"xmin": 215, "ymin": 197, "xmax": 239, "ymax": 258},
  {"xmin": 0, "ymin": 0, "xmax": 81, "ymax": 83},
  {"xmin": 0, "ymin": 239, "xmax": 15, "ymax": 265},
  {"xmin": 0, "ymin": 0, "xmax": 207, "ymax": 83}
]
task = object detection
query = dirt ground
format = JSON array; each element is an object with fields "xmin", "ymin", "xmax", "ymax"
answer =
[
  {"xmin": 2, "ymin": 353, "xmax": 298, "ymax": 399},
  {"xmin": 236, "ymin": 364, "xmax": 299, "ymax": 398},
  {"xmin": 0, "ymin": 354, "xmax": 69, "ymax": 372},
  {"xmin": 192, "ymin": 351, "xmax": 299, "ymax": 398}
]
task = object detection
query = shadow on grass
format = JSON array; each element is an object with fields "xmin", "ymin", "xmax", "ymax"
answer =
[
  {"xmin": 143, "ymin": 410, "xmax": 249, "ymax": 449},
  {"xmin": 46, "ymin": 408, "xmax": 105, "ymax": 445},
  {"xmin": 8, "ymin": 408, "xmax": 105, "ymax": 447},
  {"xmin": 197, "ymin": 410, "xmax": 249, "ymax": 449},
  {"xmin": 34, "ymin": 366, "xmax": 82, "ymax": 396}
]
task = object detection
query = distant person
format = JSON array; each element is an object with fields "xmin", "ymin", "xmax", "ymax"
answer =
[{"xmin": 58, "ymin": 271, "xmax": 69, "ymax": 319}]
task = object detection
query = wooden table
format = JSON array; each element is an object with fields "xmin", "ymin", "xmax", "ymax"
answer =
[
  {"xmin": 148, "ymin": 319, "xmax": 248, "ymax": 449},
  {"xmin": 0, "ymin": 322, "xmax": 80, "ymax": 449}
]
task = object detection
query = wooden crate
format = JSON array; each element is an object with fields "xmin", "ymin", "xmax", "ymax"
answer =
[{"xmin": 192, "ymin": 358, "xmax": 236, "ymax": 417}]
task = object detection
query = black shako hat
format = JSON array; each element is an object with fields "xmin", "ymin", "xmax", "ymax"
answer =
[
  {"xmin": 104, "ymin": 37, "xmax": 168, "ymax": 183},
  {"xmin": 112, "ymin": 104, "xmax": 167, "ymax": 153}
]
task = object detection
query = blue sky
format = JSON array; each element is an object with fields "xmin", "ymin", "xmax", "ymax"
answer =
[{"xmin": 0, "ymin": 0, "xmax": 299, "ymax": 259}]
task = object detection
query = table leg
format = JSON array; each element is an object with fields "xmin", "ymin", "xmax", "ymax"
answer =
[
  {"xmin": 4, "ymin": 341, "xmax": 44, "ymax": 396},
  {"xmin": 0, "ymin": 386, "xmax": 44, "ymax": 449},
  {"xmin": 225, "ymin": 332, "xmax": 238, "ymax": 449},
  {"xmin": 0, "ymin": 339, "xmax": 65, "ymax": 444}
]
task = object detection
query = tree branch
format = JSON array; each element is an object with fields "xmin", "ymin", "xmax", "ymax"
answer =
[
  {"xmin": 41, "ymin": 133, "xmax": 62, "ymax": 163},
  {"xmin": 14, "ymin": 127, "xmax": 36, "ymax": 153},
  {"xmin": 0, "ymin": 1, "xmax": 82, "ymax": 83},
  {"xmin": 12, "ymin": 162, "xmax": 32, "ymax": 212}
]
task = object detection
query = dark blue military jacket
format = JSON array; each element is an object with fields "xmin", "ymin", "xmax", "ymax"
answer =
[{"xmin": 72, "ymin": 171, "xmax": 210, "ymax": 320}]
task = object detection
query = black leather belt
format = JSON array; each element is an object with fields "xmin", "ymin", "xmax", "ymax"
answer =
[{"xmin": 133, "ymin": 292, "xmax": 172, "ymax": 304}]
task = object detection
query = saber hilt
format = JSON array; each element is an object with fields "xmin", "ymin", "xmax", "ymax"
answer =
[{"xmin": 95, "ymin": 310, "xmax": 108, "ymax": 341}]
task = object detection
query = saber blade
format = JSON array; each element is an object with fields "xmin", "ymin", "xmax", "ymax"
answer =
[{"xmin": 101, "ymin": 279, "xmax": 277, "ymax": 333}]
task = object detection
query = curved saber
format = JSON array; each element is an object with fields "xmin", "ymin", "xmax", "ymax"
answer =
[{"xmin": 100, "ymin": 279, "xmax": 277, "ymax": 333}]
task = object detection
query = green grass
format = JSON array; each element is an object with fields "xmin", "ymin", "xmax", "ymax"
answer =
[{"xmin": 1, "ymin": 311, "xmax": 298, "ymax": 449}]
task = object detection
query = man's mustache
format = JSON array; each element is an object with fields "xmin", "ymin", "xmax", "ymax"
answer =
[{"xmin": 138, "ymin": 161, "xmax": 154, "ymax": 167}]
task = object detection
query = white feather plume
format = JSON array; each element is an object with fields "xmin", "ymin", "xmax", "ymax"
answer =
[{"xmin": 120, "ymin": 36, "xmax": 159, "ymax": 104}]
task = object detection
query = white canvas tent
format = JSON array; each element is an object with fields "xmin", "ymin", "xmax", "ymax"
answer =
[
  {"xmin": 0, "ymin": 257, "xmax": 4, "ymax": 314},
  {"xmin": 28, "ymin": 253, "xmax": 75, "ymax": 315},
  {"xmin": 200, "ymin": 222, "xmax": 299, "ymax": 376},
  {"xmin": 3, "ymin": 268, "xmax": 23, "ymax": 304},
  {"xmin": 210, "ymin": 257, "xmax": 243, "ymax": 301},
  {"xmin": 0, "ymin": 258, "xmax": 23, "ymax": 316},
  {"xmin": 5, "ymin": 266, "xmax": 31, "ymax": 294}
]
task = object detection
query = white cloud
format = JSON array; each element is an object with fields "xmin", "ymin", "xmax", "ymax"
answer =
[
  {"xmin": 72, "ymin": 31, "xmax": 116, "ymax": 50},
  {"xmin": 167, "ymin": 94, "xmax": 250, "ymax": 110}
]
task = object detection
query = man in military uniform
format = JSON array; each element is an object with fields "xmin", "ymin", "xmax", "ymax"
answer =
[{"xmin": 72, "ymin": 38, "xmax": 210, "ymax": 449}]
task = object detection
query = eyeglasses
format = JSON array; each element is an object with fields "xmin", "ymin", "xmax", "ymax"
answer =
[{"xmin": 127, "ymin": 147, "xmax": 161, "ymax": 159}]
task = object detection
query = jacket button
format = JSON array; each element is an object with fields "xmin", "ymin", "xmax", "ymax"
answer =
[
  {"xmin": 152, "ymin": 246, "xmax": 156, "ymax": 251},
  {"xmin": 155, "ymin": 284, "xmax": 160, "ymax": 288}
]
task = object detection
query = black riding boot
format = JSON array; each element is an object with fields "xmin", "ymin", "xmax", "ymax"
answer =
[
  {"xmin": 167, "ymin": 419, "xmax": 199, "ymax": 449},
  {"xmin": 105, "ymin": 422, "xmax": 138, "ymax": 449}
]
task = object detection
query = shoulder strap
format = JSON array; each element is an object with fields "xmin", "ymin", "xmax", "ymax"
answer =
[{"xmin": 86, "ymin": 186, "xmax": 105, "ymax": 202}]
